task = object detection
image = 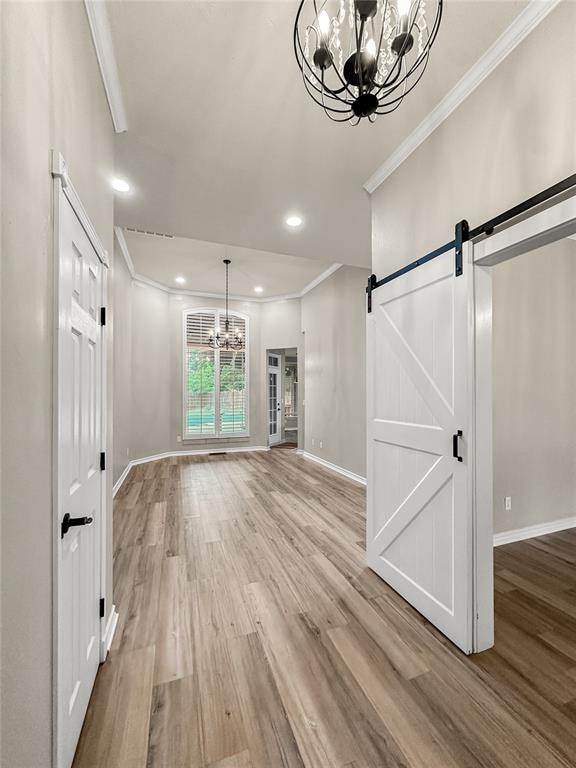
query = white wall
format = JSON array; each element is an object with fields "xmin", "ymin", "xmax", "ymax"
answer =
[
  {"xmin": 0, "ymin": 2, "xmax": 114, "ymax": 764},
  {"xmin": 132, "ymin": 283, "xmax": 173, "ymax": 457},
  {"xmin": 370, "ymin": 2, "xmax": 576, "ymax": 533},
  {"xmin": 261, "ymin": 300, "xmax": 304, "ymax": 448},
  {"xmin": 301, "ymin": 265, "xmax": 370, "ymax": 478},
  {"xmin": 371, "ymin": 2, "xmax": 576, "ymax": 279},
  {"xmin": 261, "ymin": 300, "xmax": 302, "ymax": 351},
  {"xmin": 493, "ymin": 238, "xmax": 576, "ymax": 533},
  {"xmin": 113, "ymin": 246, "xmax": 133, "ymax": 483}
]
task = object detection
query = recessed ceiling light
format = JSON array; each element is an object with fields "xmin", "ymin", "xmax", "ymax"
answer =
[
  {"xmin": 254, "ymin": 286, "xmax": 264, "ymax": 294},
  {"xmin": 175, "ymin": 276, "xmax": 186, "ymax": 284},
  {"xmin": 112, "ymin": 178, "xmax": 130, "ymax": 193},
  {"xmin": 286, "ymin": 215, "xmax": 303, "ymax": 228}
]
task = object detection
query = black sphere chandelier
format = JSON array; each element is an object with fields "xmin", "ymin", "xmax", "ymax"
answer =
[{"xmin": 294, "ymin": 0, "xmax": 443, "ymax": 123}]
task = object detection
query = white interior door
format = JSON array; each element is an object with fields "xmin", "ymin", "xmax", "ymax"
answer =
[
  {"xmin": 56, "ymin": 191, "xmax": 104, "ymax": 767},
  {"xmin": 367, "ymin": 246, "xmax": 476, "ymax": 653},
  {"xmin": 268, "ymin": 354, "xmax": 281, "ymax": 445}
]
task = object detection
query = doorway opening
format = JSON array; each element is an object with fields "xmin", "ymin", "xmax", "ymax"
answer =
[
  {"xmin": 472, "ymin": 225, "xmax": 576, "ymax": 668},
  {"xmin": 267, "ymin": 347, "xmax": 299, "ymax": 448},
  {"xmin": 492, "ymin": 237, "xmax": 576, "ymax": 544},
  {"xmin": 472, "ymin": 233, "xmax": 576, "ymax": 686}
]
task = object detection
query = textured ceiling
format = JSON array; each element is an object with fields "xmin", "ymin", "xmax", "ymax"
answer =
[
  {"xmin": 123, "ymin": 229, "xmax": 336, "ymax": 298},
  {"xmin": 109, "ymin": 0, "xmax": 527, "ymax": 267}
]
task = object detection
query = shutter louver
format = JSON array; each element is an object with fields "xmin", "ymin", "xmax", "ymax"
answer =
[{"xmin": 186, "ymin": 311, "xmax": 216, "ymax": 346}]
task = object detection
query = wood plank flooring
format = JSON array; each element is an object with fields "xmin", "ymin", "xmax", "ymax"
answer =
[{"xmin": 73, "ymin": 451, "xmax": 576, "ymax": 767}]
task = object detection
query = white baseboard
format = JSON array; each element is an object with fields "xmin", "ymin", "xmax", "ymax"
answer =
[
  {"xmin": 112, "ymin": 462, "xmax": 132, "ymax": 497},
  {"xmin": 100, "ymin": 605, "xmax": 119, "ymax": 661},
  {"xmin": 297, "ymin": 450, "xmax": 366, "ymax": 486},
  {"xmin": 113, "ymin": 445, "xmax": 270, "ymax": 497},
  {"xmin": 493, "ymin": 516, "xmax": 576, "ymax": 547}
]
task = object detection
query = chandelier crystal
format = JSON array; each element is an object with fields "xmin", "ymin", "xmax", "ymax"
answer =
[
  {"xmin": 206, "ymin": 259, "xmax": 244, "ymax": 350},
  {"xmin": 294, "ymin": 0, "xmax": 443, "ymax": 123}
]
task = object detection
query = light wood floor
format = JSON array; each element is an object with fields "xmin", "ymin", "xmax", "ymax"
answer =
[{"xmin": 74, "ymin": 451, "xmax": 576, "ymax": 768}]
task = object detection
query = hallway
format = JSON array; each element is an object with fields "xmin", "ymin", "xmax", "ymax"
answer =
[{"xmin": 74, "ymin": 451, "xmax": 576, "ymax": 768}]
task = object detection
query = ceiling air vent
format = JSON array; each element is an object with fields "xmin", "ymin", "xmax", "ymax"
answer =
[{"xmin": 125, "ymin": 227, "xmax": 175, "ymax": 239}]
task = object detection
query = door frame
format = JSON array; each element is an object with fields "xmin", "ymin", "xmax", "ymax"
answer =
[
  {"xmin": 267, "ymin": 351, "xmax": 282, "ymax": 445},
  {"xmin": 472, "ymin": 194, "xmax": 576, "ymax": 652},
  {"xmin": 51, "ymin": 151, "xmax": 110, "ymax": 766}
]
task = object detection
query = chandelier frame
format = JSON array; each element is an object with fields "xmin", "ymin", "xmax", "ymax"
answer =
[{"xmin": 294, "ymin": 0, "xmax": 443, "ymax": 124}]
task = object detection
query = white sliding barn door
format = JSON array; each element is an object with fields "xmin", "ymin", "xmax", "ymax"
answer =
[
  {"xmin": 56, "ymin": 189, "xmax": 104, "ymax": 768},
  {"xmin": 367, "ymin": 247, "xmax": 475, "ymax": 653}
]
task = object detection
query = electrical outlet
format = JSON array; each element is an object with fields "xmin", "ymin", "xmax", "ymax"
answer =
[
  {"xmin": 319, "ymin": 440, "xmax": 323, "ymax": 449},
  {"xmin": 177, "ymin": 435, "xmax": 182, "ymax": 443},
  {"xmin": 505, "ymin": 496, "xmax": 512, "ymax": 511},
  {"xmin": 126, "ymin": 447, "xmax": 129, "ymax": 457},
  {"xmin": 312, "ymin": 438, "xmax": 316, "ymax": 448}
]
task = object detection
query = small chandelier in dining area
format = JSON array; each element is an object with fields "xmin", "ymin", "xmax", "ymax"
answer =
[
  {"xmin": 294, "ymin": 0, "xmax": 443, "ymax": 123},
  {"xmin": 206, "ymin": 259, "xmax": 244, "ymax": 350}
]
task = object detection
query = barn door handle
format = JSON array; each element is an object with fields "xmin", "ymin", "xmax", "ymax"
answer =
[
  {"xmin": 452, "ymin": 430, "xmax": 463, "ymax": 462},
  {"xmin": 61, "ymin": 513, "xmax": 93, "ymax": 539}
]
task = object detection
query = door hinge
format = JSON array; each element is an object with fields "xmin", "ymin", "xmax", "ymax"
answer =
[
  {"xmin": 100, "ymin": 452, "xmax": 106, "ymax": 471},
  {"xmin": 454, "ymin": 220, "xmax": 470, "ymax": 277},
  {"xmin": 99, "ymin": 597, "xmax": 105, "ymax": 619},
  {"xmin": 100, "ymin": 306, "xmax": 107, "ymax": 326}
]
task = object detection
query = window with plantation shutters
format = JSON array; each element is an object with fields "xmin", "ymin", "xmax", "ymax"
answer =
[{"xmin": 184, "ymin": 309, "xmax": 248, "ymax": 438}]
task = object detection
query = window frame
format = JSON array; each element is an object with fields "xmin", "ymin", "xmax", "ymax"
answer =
[{"xmin": 182, "ymin": 307, "xmax": 250, "ymax": 441}]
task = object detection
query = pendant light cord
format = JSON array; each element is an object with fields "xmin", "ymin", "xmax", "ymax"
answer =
[{"xmin": 225, "ymin": 260, "xmax": 229, "ymax": 331}]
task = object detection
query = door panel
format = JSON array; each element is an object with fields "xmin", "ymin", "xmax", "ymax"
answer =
[
  {"xmin": 367, "ymin": 248, "xmax": 474, "ymax": 653},
  {"xmin": 57, "ymin": 193, "xmax": 103, "ymax": 768}
]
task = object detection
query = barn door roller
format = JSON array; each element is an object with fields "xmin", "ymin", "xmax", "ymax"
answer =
[{"xmin": 454, "ymin": 220, "xmax": 470, "ymax": 277}]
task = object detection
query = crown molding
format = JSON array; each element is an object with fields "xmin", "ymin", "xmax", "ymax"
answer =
[
  {"xmin": 364, "ymin": 0, "xmax": 562, "ymax": 194},
  {"xmin": 114, "ymin": 226, "xmax": 136, "ymax": 277},
  {"xmin": 84, "ymin": 0, "xmax": 128, "ymax": 133},
  {"xmin": 132, "ymin": 273, "xmax": 302, "ymax": 303},
  {"xmin": 300, "ymin": 264, "xmax": 342, "ymax": 295},
  {"xmin": 115, "ymin": 228, "xmax": 342, "ymax": 302}
]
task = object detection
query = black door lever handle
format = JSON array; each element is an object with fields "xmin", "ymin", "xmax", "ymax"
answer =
[
  {"xmin": 452, "ymin": 430, "xmax": 463, "ymax": 462},
  {"xmin": 61, "ymin": 513, "xmax": 94, "ymax": 539}
]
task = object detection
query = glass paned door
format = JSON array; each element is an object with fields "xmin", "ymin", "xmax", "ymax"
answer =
[{"xmin": 268, "ymin": 354, "xmax": 281, "ymax": 445}]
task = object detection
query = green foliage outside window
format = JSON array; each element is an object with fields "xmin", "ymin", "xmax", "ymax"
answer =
[
  {"xmin": 187, "ymin": 352, "xmax": 215, "ymax": 392},
  {"xmin": 187, "ymin": 351, "xmax": 245, "ymax": 392}
]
